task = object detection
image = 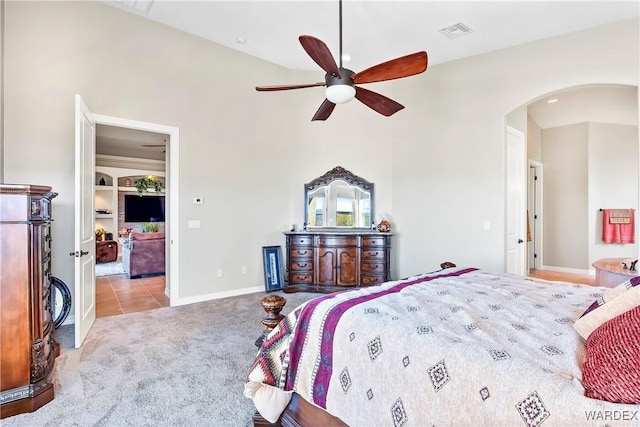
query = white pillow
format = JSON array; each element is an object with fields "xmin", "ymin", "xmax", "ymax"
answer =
[
  {"xmin": 603, "ymin": 278, "xmax": 639, "ymax": 302},
  {"xmin": 244, "ymin": 382, "xmax": 293, "ymax": 423},
  {"xmin": 574, "ymin": 285, "xmax": 640, "ymax": 339}
]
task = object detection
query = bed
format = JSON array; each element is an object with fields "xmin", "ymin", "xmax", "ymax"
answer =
[{"xmin": 245, "ymin": 265, "xmax": 640, "ymax": 427}]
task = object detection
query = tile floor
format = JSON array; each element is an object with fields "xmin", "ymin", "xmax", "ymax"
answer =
[{"xmin": 96, "ymin": 274, "xmax": 169, "ymax": 318}]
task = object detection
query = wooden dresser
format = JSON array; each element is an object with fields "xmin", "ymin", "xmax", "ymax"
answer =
[
  {"xmin": 0, "ymin": 184, "xmax": 58, "ymax": 418},
  {"xmin": 284, "ymin": 231, "xmax": 392, "ymax": 293}
]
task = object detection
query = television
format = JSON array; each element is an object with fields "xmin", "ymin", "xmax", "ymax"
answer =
[{"xmin": 124, "ymin": 194, "xmax": 165, "ymax": 223}]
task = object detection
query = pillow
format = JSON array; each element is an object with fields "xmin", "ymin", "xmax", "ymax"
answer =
[
  {"xmin": 579, "ymin": 276, "xmax": 640, "ymax": 318},
  {"xmin": 574, "ymin": 285, "xmax": 640, "ymax": 339},
  {"xmin": 582, "ymin": 305, "xmax": 640, "ymax": 404}
]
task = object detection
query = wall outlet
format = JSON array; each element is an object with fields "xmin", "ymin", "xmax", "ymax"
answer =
[
  {"xmin": 217, "ymin": 269, "xmax": 223, "ymax": 278},
  {"xmin": 188, "ymin": 220, "xmax": 200, "ymax": 229},
  {"xmin": 241, "ymin": 266, "xmax": 247, "ymax": 275}
]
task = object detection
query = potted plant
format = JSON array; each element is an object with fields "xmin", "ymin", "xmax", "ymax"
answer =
[
  {"xmin": 135, "ymin": 175, "xmax": 164, "ymax": 195},
  {"xmin": 95, "ymin": 227, "xmax": 106, "ymax": 241},
  {"xmin": 142, "ymin": 222, "xmax": 159, "ymax": 233}
]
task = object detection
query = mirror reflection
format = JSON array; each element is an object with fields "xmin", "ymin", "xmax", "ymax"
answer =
[{"xmin": 304, "ymin": 166, "xmax": 374, "ymax": 229}]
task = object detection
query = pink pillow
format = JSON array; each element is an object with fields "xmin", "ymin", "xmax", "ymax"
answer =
[{"xmin": 582, "ymin": 305, "xmax": 640, "ymax": 404}]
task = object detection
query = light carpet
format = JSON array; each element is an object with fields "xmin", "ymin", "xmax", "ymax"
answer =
[
  {"xmin": 96, "ymin": 260, "xmax": 125, "ymax": 277},
  {"xmin": 2, "ymin": 290, "xmax": 316, "ymax": 427}
]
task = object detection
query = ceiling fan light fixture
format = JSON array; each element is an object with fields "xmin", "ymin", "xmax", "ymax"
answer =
[{"xmin": 326, "ymin": 84, "xmax": 356, "ymax": 104}]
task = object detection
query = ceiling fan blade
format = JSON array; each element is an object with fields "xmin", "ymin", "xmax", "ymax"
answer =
[
  {"xmin": 256, "ymin": 82, "xmax": 325, "ymax": 92},
  {"xmin": 312, "ymin": 99, "xmax": 336, "ymax": 121},
  {"xmin": 299, "ymin": 35, "xmax": 341, "ymax": 78},
  {"xmin": 355, "ymin": 86, "xmax": 404, "ymax": 117},
  {"xmin": 352, "ymin": 51, "xmax": 428, "ymax": 84}
]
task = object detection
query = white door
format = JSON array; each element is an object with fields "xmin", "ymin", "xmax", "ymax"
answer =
[
  {"xmin": 505, "ymin": 125, "xmax": 526, "ymax": 275},
  {"xmin": 74, "ymin": 95, "xmax": 97, "ymax": 348}
]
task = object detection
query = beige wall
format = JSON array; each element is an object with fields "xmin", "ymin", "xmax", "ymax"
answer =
[
  {"xmin": 3, "ymin": 2, "xmax": 639, "ymax": 305},
  {"xmin": 388, "ymin": 18, "xmax": 638, "ymax": 276},
  {"xmin": 3, "ymin": 1, "xmax": 395, "ymax": 304},
  {"xmin": 588, "ymin": 123, "xmax": 639, "ymax": 264},
  {"xmin": 527, "ymin": 116, "xmax": 543, "ymax": 163},
  {"xmin": 541, "ymin": 122, "xmax": 638, "ymax": 270},
  {"xmin": 542, "ymin": 124, "xmax": 590, "ymax": 269}
]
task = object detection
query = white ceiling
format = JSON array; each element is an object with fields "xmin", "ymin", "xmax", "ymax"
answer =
[
  {"xmin": 528, "ymin": 85, "xmax": 638, "ymax": 129},
  {"xmin": 96, "ymin": 1, "xmax": 639, "ymax": 159},
  {"xmin": 97, "ymin": 124, "xmax": 168, "ymax": 161},
  {"xmin": 103, "ymin": 1, "xmax": 639, "ymax": 72}
]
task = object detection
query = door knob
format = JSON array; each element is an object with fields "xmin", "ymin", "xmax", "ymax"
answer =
[
  {"xmin": 518, "ymin": 239, "xmax": 524, "ymax": 244},
  {"xmin": 69, "ymin": 250, "xmax": 90, "ymax": 257}
]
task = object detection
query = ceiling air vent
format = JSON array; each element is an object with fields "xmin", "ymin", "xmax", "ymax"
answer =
[
  {"xmin": 439, "ymin": 22, "xmax": 473, "ymax": 39},
  {"xmin": 115, "ymin": 0, "xmax": 154, "ymax": 14}
]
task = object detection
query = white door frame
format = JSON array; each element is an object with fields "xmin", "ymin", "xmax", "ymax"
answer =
[
  {"xmin": 505, "ymin": 125, "xmax": 527, "ymax": 275},
  {"xmin": 92, "ymin": 114, "xmax": 180, "ymax": 304},
  {"xmin": 528, "ymin": 160, "xmax": 544, "ymax": 271}
]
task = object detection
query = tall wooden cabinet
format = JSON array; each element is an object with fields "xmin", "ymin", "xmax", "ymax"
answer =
[
  {"xmin": 284, "ymin": 231, "xmax": 392, "ymax": 293},
  {"xmin": 0, "ymin": 184, "xmax": 58, "ymax": 418}
]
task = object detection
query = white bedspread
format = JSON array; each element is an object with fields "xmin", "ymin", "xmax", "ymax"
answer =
[{"xmin": 247, "ymin": 268, "xmax": 640, "ymax": 426}]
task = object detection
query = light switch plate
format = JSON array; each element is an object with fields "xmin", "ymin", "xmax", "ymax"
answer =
[{"xmin": 188, "ymin": 220, "xmax": 200, "ymax": 229}]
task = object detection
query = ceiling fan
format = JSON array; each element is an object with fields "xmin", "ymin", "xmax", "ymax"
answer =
[{"xmin": 255, "ymin": 0, "xmax": 428, "ymax": 121}]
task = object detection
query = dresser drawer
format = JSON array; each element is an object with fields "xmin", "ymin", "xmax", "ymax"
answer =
[
  {"xmin": 361, "ymin": 275, "xmax": 385, "ymax": 285},
  {"xmin": 361, "ymin": 262, "xmax": 384, "ymax": 273},
  {"xmin": 289, "ymin": 273, "xmax": 313, "ymax": 284},
  {"xmin": 290, "ymin": 260, "xmax": 313, "ymax": 271},
  {"xmin": 290, "ymin": 248, "xmax": 313, "ymax": 258},
  {"xmin": 362, "ymin": 236, "xmax": 386, "ymax": 247},
  {"xmin": 318, "ymin": 236, "xmax": 357, "ymax": 246},
  {"xmin": 290, "ymin": 236, "xmax": 313, "ymax": 246},
  {"xmin": 362, "ymin": 249, "xmax": 385, "ymax": 260}
]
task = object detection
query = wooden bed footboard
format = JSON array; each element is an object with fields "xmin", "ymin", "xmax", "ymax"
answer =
[
  {"xmin": 251, "ymin": 263, "xmax": 457, "ymax": 427},
  {"xmin": 253, "ymin": 294, "xmax": 348, "ymax": 427}
]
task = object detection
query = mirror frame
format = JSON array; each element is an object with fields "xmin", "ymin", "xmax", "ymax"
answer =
[{"xmin": 304, "ymin": 166, "xmax": 374, "ymax": 230}]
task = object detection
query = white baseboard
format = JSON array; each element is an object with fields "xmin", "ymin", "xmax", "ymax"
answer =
[
  {"xmin": 171, "ymin": 285, "xmax": 264, "ymax": 307},
  {"xmin": 540, "ymin": 265, "xmax": 595, "ymax": 276}
]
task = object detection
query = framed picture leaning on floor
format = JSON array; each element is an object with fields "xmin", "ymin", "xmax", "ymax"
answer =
[{"xmin": 262, "ymin": 245, "xmax": 284, "ymax": 292}]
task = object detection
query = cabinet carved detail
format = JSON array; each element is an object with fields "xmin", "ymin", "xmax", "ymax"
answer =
[
  {"xmin": 30, "ymin": 340, "xmax": 47, "ymax": 381},
  {"xmin": 1, "ymin": 184, "xmax": 58, "ymax": 418},
  {"xmin": 285, "ymin": 231, "xmax": 392, "ymax": 293}
]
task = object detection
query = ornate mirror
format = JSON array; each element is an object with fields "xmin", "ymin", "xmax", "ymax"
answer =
[{"xmin": 304, "ymin": 166, "xmax": 374, "ymax": 229}]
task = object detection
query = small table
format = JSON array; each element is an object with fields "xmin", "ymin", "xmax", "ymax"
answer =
[
  {"xmin": 592, "ymin": 258, "xmax": 639, "ymax": 287},
  {"xmin": 96, "ymin": 240, "xmax": 118, "ymax": 264}
]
